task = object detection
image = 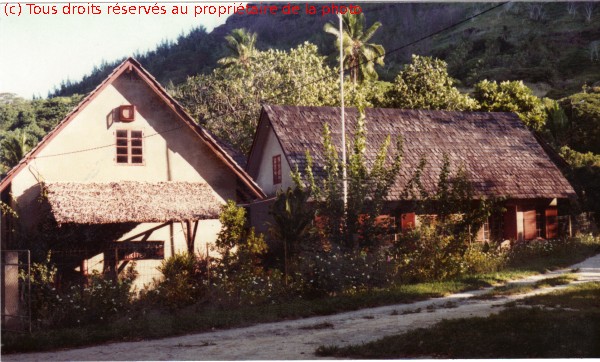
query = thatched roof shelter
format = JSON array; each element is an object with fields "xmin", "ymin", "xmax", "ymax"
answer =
[{"xmin": 44, "ymin": 181, "xmax": 224, "ymax": 225}]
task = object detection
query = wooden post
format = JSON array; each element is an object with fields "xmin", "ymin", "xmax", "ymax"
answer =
[
  {"xmin": 206, "ymin": 243, "xmax": 210, "ymax": 287},
  {"xmin": 568, "ymin": 215, "xmax": 573, "ymax": 238},
  {"xmin": 186, "ymin": 220, "xmax": 193, "ymax": 253}
]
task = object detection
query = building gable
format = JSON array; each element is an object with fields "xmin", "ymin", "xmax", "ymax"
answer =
[
  {"xmin": 246, "ymin": 111, "xmax": 294, "ymax": 196},
  {"xmin": 0, "ymin": 58, "xmax": 264, "ymax": 200}
]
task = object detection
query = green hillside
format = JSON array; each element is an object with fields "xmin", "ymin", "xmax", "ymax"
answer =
[{"xmin": 50, "ymin": 2, "xmax": 600, "ymax": 99}]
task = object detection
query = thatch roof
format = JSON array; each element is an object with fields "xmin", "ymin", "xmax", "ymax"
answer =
[
  {"xmin": 44, "ymin": 181, "xmax": 224, "ymax": 225},
  {"xmin": 250, "ymin": 105, "xmax": 576, "ymax": 200}
]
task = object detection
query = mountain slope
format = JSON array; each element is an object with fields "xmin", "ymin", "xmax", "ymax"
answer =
[{"xmin": 50, "ymin": 2, "xmax": 600, "ymax": 99}]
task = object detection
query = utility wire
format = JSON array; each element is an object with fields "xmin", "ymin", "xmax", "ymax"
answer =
[
  {"xmin": 262, "ymin": 2, "xmax": 508, "ymax": 103},
  {"xmin": 29, "ymin": 2, "xmax": 508, "ymax": 160}
]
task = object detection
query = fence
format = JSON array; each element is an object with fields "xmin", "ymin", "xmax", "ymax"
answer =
[
  {"xmin": 50, "ymin": 242, "xmax": 164, "ymax": 291},
  {"xmin": 1, "ymin": 250, "xmax": 31, "ymax": 333}
]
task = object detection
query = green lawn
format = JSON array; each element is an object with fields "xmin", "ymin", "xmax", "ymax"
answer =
[{"xmin": 316, "ymin": 282, "xmax": 600, "ymax": 358}]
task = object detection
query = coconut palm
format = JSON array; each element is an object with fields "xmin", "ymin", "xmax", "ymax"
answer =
[
  {"xmin": 1, "ymin": 129, "xmax": 30, "ymax": 169},
  {"xmin": 218, "ymin": 28, "xmax": 258, "ymax": 68},
  {"xmin": 324, "ymin": 13, "xmax": 385, "ymax": 84}
]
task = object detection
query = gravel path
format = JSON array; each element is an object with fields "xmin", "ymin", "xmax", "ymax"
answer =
[{"xmin": 4, "ymin": 254, "xmax": 600, "ymax": 361}]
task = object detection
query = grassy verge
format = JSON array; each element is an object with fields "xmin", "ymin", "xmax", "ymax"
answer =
[
  {"xmin": 2, "ymin": 236, "xmax": 598, "ymax": 354},
  {"xmin": 316, "ymin": 282, "xmax": 600, "ymax": 358},
  {"xmin": 476, "ymin": 274, "xmax": 578, "ymax": 299}
]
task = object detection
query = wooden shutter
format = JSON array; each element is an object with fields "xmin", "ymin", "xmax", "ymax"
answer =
[
  {"xmin": 503, "ymin": 205, "xmax": 517, "ymax": 240},
  {"xmin": 523, "ymin": 210, "xmax": 537, "ymax": 240},
  {"xmin": 401, "ymin": 213, "xmax": 415, "ymax": 231},
  {"xmin": 545, "ymin": 208, "xmax": 558, "ymax": 239},
  {"xmin": 272, "ymin": 155, "xmax": 281, "ymax": 184}
]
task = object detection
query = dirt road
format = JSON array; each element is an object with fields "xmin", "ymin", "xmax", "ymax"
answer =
[{"xmin": 4, "ymin": 254, "xmax": 600, "ymax": 361}]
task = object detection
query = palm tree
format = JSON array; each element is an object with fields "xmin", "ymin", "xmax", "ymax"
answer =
[
  {"xmin": 1, "ymin": 130, "xmax": 30, "ymax": 169},
  {"xmin": 218, "ymin": 28, "xmax": 258, "ymax": 68},
  {"xmin": 324, "ymin": 13, "xmax": 385, "ymax": 84}
]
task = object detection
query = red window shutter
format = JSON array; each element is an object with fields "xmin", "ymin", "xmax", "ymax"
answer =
[
  {"xmin": 401, "ymin": 213, "xmax": 415, "ymax": 231},
  {"xmin": 523, "ymin": 210, "xmax": 537, "ymax": 240},
  {"xmin": 545, "ymin": 208, "xmax": 558, "ymax": 239},
  {"xmin": 503, "ymin": 205, "xmax": 517, "ymax": 240},
  {"xmin": 272, "ymin": 155, "xmax": 282, "ymax": 184}
]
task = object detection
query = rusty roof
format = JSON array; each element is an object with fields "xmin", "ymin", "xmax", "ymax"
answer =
[{"xmin": 259, "ymin": 105, "xmax": 576, "ymax": 200}]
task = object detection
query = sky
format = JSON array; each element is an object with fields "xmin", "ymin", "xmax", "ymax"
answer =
[{"xmin": 0, "ymin": 2, "xmax": 237, "ymax": 98}]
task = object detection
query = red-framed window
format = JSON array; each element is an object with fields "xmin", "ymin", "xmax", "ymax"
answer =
[
  {"xmin": 272, "ymin": 154, "xmax": 282, "ymax": 184},
  {"xmin": 116, "ymin": 130, "xmax": 144, "ymax": 165}
]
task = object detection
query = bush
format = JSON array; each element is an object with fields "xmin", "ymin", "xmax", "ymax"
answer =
[
  {"xmin": 392, "ymin": 224, "xmax": 465, "ymax": 282},
  {"xmin": 292, "ymin": 246, "xmax": 393, "ymax": 297},
  {"xmin": 391, "ymin": 223, "xmax": 507, "ymax": 282},
  {"xmin": 23, "ymin": 254, "xmax": 136, "ymax": 328},
  {"xmin": 210, "ymin": 265, "xmax": 288, "ymax": 306},
  {"xmin": 145, "ymin": 253, "xmax": 209, "ymax": 309},
  {"xmin": 62, "ymin": 268, "xmax": 136, "ymax": 326},
  {"xmin": 507, "ymin": 238, "xmax": 575, "ymax": 266},
  {"xmin": 461, "ymin": 243, "xmax": 507, "ymax": 274}
]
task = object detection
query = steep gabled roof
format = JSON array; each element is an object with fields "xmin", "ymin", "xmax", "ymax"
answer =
[
  {"xmin": 253, "ymin": 105, "xmax": 576, "ymax": 200},
  {"xmin": 0, "ymin": 58, "xmax": 264, "ymax": 199}
]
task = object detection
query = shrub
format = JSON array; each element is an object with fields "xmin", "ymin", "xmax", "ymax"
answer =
[
  {"xmin": 211, "ymin": 265, "xmax": 288, "ymax": 306},
  {"xmin": 507, "ymin": 238, "xmax": 575, "ymax": 266},
  {"xmin": 22, "ymin": 253, "xmax": 60, "ymax": 328},
  {"xmin": 461, "ymin": 243, "xmax": 507, "ymax": 274},
  {"xmin": 292, "ymin": 246, "xmax": 393, "ymax": 297},
  {"xmin": 391, "ymin": 223, "xmax": 506, "ymax": 282},
  {"xmin": 62, "ymin": 267, "xmax": 136, "ymax": 326},
  {"xmin": 23, "ymin": 254, "xmax": 136, "ymax": 328},
  {"xmin": 392, "ymin": 224, "xmax": 465, "ymax": 282},
  {"xmin": 148, "ymin": 253, "xmax": 209, "ymax": 309}
]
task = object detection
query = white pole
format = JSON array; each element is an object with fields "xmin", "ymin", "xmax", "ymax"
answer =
[{"xmin": 339, "ymin": 14, "xmax": 348, "ymax": 211}]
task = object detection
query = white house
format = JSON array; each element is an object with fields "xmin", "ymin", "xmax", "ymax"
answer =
[{"xmin": 0, "ymin": 58, "xmax": 264, "ymax": 290}]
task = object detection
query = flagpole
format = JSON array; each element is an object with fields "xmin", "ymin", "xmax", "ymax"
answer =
[{"xmin": 339, "ymin": 14, "xmax": 348, "ymax": 211}]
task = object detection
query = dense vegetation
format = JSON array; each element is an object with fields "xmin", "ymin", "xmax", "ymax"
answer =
[
  {"xmin": 4, "ymin": 235, "xmax": 599, "ymax": 353},
  {"xmin": 49, "ymin": 2, "xmax": 600, "ymax": 98},
  {"xmin": 0, "ymin": 93, "xmax": 83, "ymax": 175}
]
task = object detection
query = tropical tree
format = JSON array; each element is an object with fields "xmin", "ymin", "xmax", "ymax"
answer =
[
  {"xmin": 174, "ymin": 43, "xmax": 339, "ymax": 154},
  {"xmin": 217, "ymin": 28, "xmax": 258, "ymax": 68},
  {"xmin": 473, "ymin": 79, "xmax": 547, "ymax": 130},
  {"xmin": 558, "ymin": 86, "xmax": 600, "ymax": 154},
  {"xmin": 0, "ymin": 129, "xmax": 32, "ymax": 169},
  {"xmin": 215, "ymin": 200, "xmax": 267, "ymax": 269},
  {"xmin": 297, "ymin": 109, "xmax": 404, "ymax": 250},
  {"xmin": 384, "ymin": 55, "xmax": 477, "ymax": 111},
  {"xmin": 324, "ymin": 13, "xmax": 385, "ymax": 84}
]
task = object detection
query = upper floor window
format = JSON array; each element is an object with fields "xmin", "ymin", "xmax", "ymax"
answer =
[
  {"xmin": 272, "ymin": 154, "xmax": 281, "ymax": 184},
  {"xmin": 116, "ymin": 130, "xmax": 143, "ymax": 165}
]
